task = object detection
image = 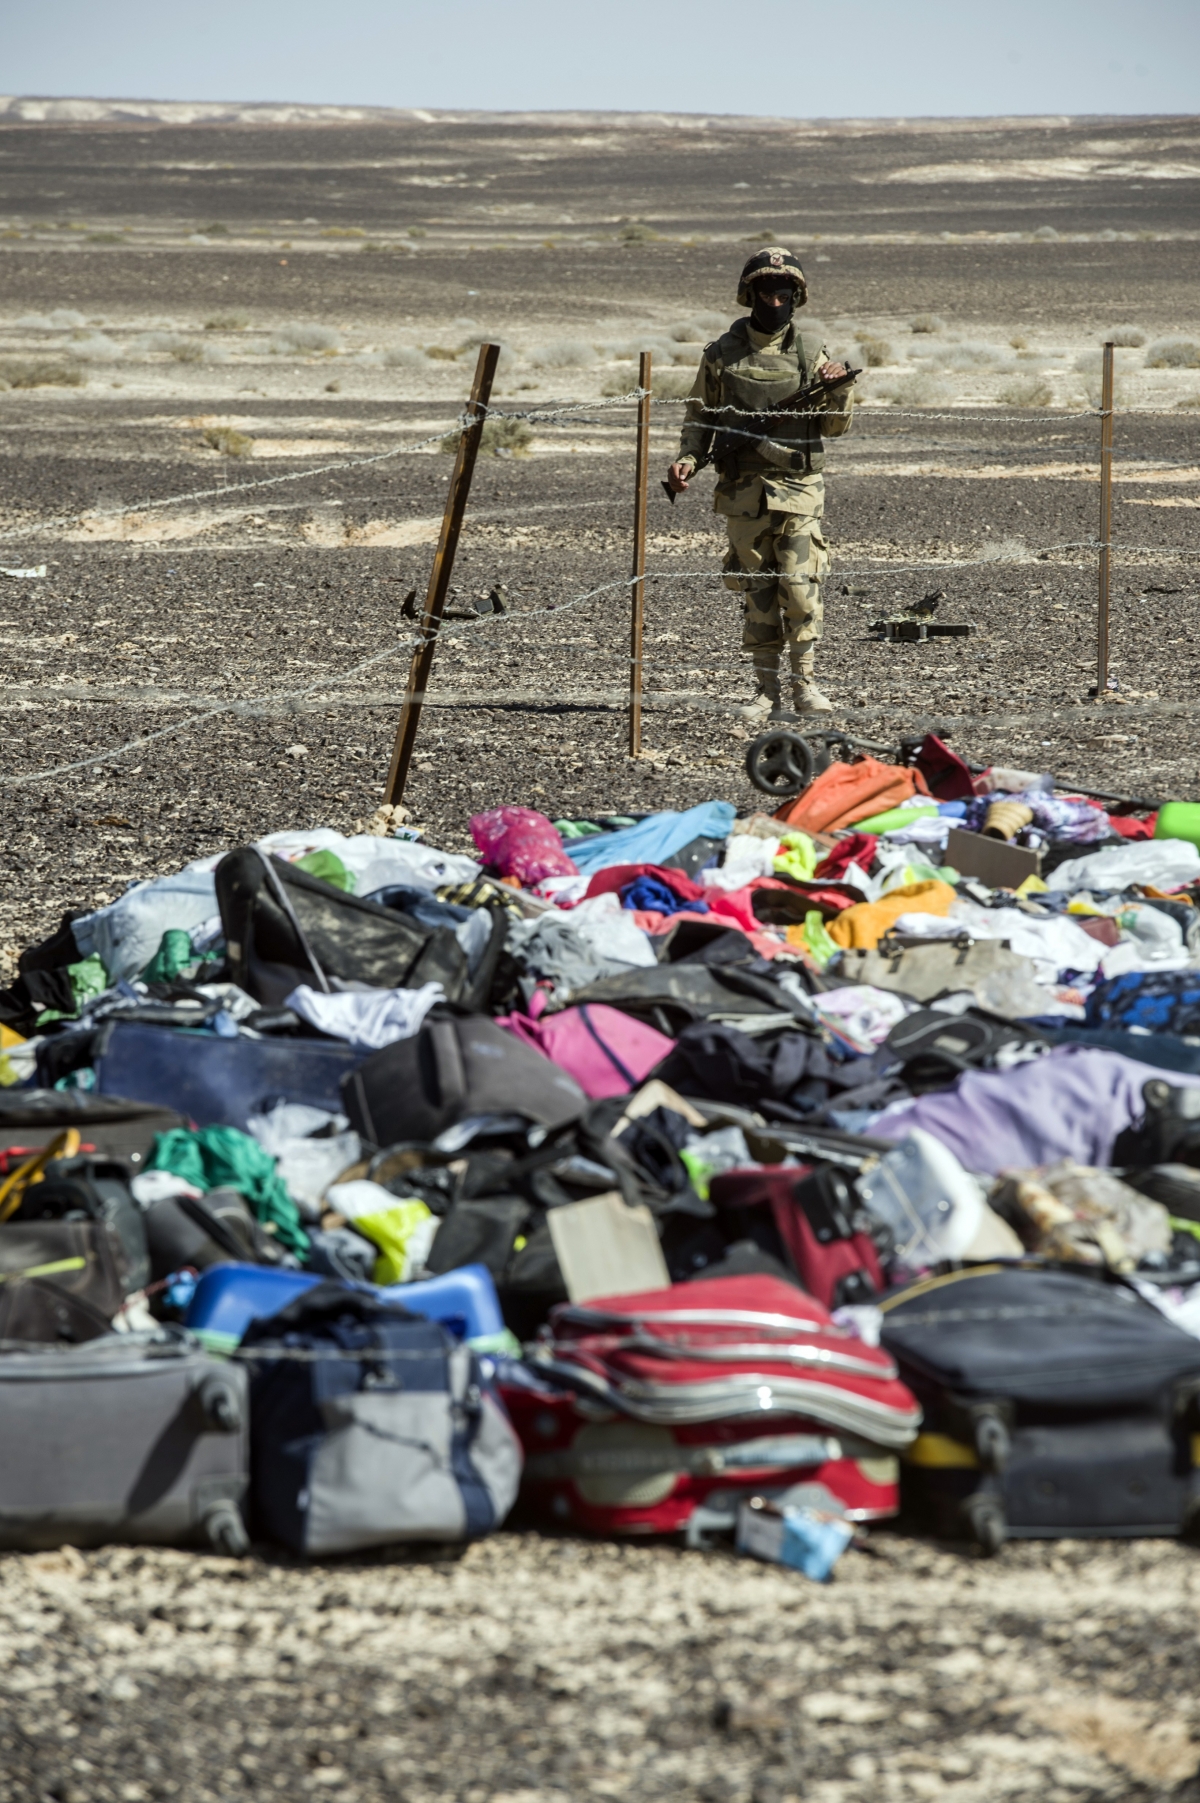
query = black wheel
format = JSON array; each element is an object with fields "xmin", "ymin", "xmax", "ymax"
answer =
[
  {"xmin": 744, "ymin": 729, "xmax": 817, "ymax": 799},
  {"xmin": 203, "ymin": 1503, "xmax": 250, "ymax": 1558},
  {"xmin": 963, "ymin": 1495, "xmax": 1007, "ymax": 1557}
]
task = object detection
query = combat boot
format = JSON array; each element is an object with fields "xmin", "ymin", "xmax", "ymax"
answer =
[
  {"xmin": 792, "ymin": 648, "xmax": 834, "ymax": 714},
  {"xmin": 742, "ymin": 652, "xmax": 784, "ymax": 726}
]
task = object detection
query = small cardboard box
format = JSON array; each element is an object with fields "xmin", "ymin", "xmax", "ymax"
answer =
[{"xmin": 944, "ymin": 827, "xmax": 1041, "ymax": 889}]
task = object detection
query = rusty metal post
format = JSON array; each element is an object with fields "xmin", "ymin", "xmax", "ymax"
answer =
[
  {"xmin": 1096, "ymin": 340, "xmax": 1115, "ymax": 699},
  {"xmin": 384, "ymin": 342, "xmax": 501, "ymax": 804},
  {"xmin": 629, "ymin": 350, "xmax": 652, "ymax": 757}
]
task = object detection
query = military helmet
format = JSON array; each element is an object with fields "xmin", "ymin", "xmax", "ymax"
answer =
[{"xmin": 737, "ymin": 245, "xmax": 808, "ymax": 309}]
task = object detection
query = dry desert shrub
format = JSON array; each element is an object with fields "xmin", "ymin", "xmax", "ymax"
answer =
[
  {"xmin": 1145, "ymin": 338, "xmax": 1200, "ymax": 368},
  {"xmin": 71, "ymin": 332, "xmax": 122, "ymax": 362},
  {"xmin": 855, "ymin": 335, "xmax": 892, "ymax": 367},
  {"xmin": 528, "ymin": 338, "xmax": 595, "ymax": 370},
  {"xmin": 980, "ymin": 536, "xmax": 1035, "ymax": 563},
  {"xmin": 1106, "ymin": 326, "xmax": 1146, "ymax": 347},
  {"xmin": 619, "ymin": 223, "xmax": 660, "ymax": 243},
  {"xmin": 424, "ymin": 345, "xmax": 460, "ymax": 361},
  {"xmin": 669, "ymin": 312, "xmax": 727, "ymax": 343},
  {"xmin": 383, "ymin": 345, "xmax": 429, "ymax": 369},
  {"xmin": 3, "ymin": 357, "xmax": 77, "ymax": 388},
  {"xmin": 132, "ymin": 331, "xmax": 205, "ymax": 362},
  {"xmin": 270, "ymin": 323, "xmax": 341, "ymax": 355},
  {"xmin": 1033, "ymin": 225, "xmax": 1059, "ymax": 240},
  {"xmin": 204, "ymin": 312, "xmax": 250, "ymax": 331},
  {"xmin": 200, "ymin": 222, "xmax": 229, "ymax": 236},
  {"xmin": 18, "ymin": 308, "xmax": 88, "ymax": 330},
  {"xmin": 880, "ymin": 370, "xmax": 949, "ymax": 408},
  {"xmin": 909, "ymin": 313, "xmax": 945, "ymax": 334},
  {"xmin": 440, "ymin": 416, "xmax": 531, "ymax": 457},
  {"xmin": 0, "ymin": 359, "xmax": 83, "ymax": 388},
  {"xmin": 939, "ymin": 341, "xmax": 1012, "ymax": 370},
  {"xmin": 997, "ymin": 374, "xmax": 1056, "ymax": 408},
  {"xmin": 201, "ymin": 426, "xmax": 253, "ymax": 457},
  {"xmin": 648, "ymin": 368, "xmax": 695, "ymax": 400},
  {"xmin": 1073, "ymin": 349, "xmax": 1133, "ymax": 405}
]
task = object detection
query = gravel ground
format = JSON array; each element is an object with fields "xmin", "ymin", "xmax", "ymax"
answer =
[
  {"xmin": 3, "ymin": 1534, "xmax": 1200, "ymax": 1803},
  {"xmin": 1, "ymin": 106, "xmax": 1200, "ymax": 1798}
]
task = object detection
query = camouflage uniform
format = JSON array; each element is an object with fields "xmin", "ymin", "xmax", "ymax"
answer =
[{"xmin": 675, "ymin": 310, "xmax": 854, "ymax": 714}]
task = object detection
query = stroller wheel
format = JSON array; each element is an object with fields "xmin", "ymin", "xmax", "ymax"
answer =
[{"xmin": 744, "ymin": 728, "xmax": 817, "ymax": 799}]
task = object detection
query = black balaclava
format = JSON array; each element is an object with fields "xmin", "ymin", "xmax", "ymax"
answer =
[{"xmin": 750, "ymin": 279, "xmax": 796, "ymax": 335}]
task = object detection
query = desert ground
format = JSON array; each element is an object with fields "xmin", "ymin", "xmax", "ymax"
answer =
[{"xmin": 1, "ymin": 99, "xmax": 1200, "ymax": 1802}]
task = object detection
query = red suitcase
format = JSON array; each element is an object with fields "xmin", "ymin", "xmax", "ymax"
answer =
[
  {"xmin": 504, "ymin": 1275, "xmax": 919, "ymax": 1538},
  {"xmin": 709, "ymin": 1165, "xmax": 884, "ymax": 1311}
]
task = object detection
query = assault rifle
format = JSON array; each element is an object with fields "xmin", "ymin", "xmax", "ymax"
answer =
[{"xmin": 661, "ymin": 363, "xmax": 861, "ymax": 502}]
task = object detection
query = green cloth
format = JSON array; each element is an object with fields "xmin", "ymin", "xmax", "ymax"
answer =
[
  {"xmin": 773, "ymin": 830, "xmax": 818, "ymax": 884},
  {"xmin": 803, "ymin": 910, "xmax": 839, "ymax": 968},
  {"xmin": 555, "ymin": 820, "xmax": 606, "ymax": 840},
  {"xmin": 36, "ymin": 954, "xmax": 110, "ymax": 1025},
  {"xmin": 141, "ymin": 929, "xmax": 197, "ymax": 985},
  {"xmin": 296, "ymin": 849, "xmax": 353, "ymax": 892},
  {"xmin": 147, "ymin": 1125, "xmax": 309, "ymax": 1255},
  {"xmin": 849, "ymin": 803, "xmax": 939, "ymax": 835}
]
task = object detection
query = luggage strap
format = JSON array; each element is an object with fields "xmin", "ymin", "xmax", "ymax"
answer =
[
  {"xmin": 254, "ymin": 850, "xmax": 332, "ymax": 994},
  {"xmin": 526, "ymin": 1430, "xmax": 844, "ymax": 1483},
  {"xmin": 576, "ymin": 1005, "xmax": 638, "ymax": 1088}
]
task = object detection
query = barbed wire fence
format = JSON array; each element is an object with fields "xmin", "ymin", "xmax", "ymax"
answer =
[{"xmin": 2, "ymin": 353, "xmax": 1197, "ymax": 794}]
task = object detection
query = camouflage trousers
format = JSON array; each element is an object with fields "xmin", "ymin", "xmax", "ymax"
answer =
[{"xmin": 722, "ymin": 508, "xmax": 831, "ymax": 675}]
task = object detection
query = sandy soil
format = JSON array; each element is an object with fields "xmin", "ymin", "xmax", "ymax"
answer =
[{"xmin": 1, "ymin": 103, "xmax": 1200, "ymax": 1799}]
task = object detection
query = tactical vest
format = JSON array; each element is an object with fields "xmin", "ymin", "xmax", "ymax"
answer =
[{"xmin": 703, "ymin": 319, "xmax": 827, "ymax": 478}]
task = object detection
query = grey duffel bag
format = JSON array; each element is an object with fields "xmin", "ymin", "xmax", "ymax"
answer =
[
  {"xmin": 243, "ymin": 1284, "xmax": 523, "ymax": 1556},
  {"xmin": 0, "ymin": 1327, "xmax": 249, "ymax": 1553}
]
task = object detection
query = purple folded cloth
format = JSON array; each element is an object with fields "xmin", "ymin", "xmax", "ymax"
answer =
[{"xmin": 872, "ymin": 1045, "xmax": 1200, "ymax": 1174}]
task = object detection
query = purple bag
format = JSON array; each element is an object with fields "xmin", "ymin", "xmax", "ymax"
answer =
[
  {"xmin": 498, "ymin": 1003, "xmax": 673, "ymax": 1100},
  {"xmin": 470, "ymin": 807, "xmax": 578, "ymax": 887}
]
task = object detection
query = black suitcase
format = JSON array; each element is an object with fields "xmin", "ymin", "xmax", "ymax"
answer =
[
  {"xmin": 0, "ymin": 1090, "xmax": 187, "ymax": 1176},
  {"xmin": 0, "ymin": 1327, "xmax": 249, "ymax": 1553},
  {"xmin": 880, "ymin": 1263, "xmax": 1200, "ymax": 1552}
]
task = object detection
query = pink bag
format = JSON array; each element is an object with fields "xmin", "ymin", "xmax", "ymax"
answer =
[
  {"xmin": 470, "ymin": 807, "xmax": 578, "ymax": 887},
  {"xmin": 498, "ymin": 1002, "xmax": 673, "ymax": 1099}
]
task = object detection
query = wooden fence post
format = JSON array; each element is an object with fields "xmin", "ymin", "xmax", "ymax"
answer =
[
  {"xmin": 383, "ymin": 341, "xmax": 500, "ymax": 805},
  {"xmin": 1096, "ymin": 340, "xmax": 1115, "ymax": 698},
  {"xmin": 629, "ymin": 350, "xmax": 652, "ymax": 757}
]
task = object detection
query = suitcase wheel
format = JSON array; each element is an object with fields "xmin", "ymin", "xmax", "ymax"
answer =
[
  {"xmin": 197, "ymin": 1373, "xmax": 244, "ymax": 1434},
  {"xmin": 744, "ymin": 728, "xmax": 819, "ymax": 799},
  {"xmin": 203, "ymin": 1502, "xmax": 250, "ymax": 1558},
  {"xmin": 963, "ymin": 1494, "xmax": 1007, "ymax": 1557},
  {"xmin": 973, "ymin": 1413, "xmax": 1012, "ymax": 1473}
]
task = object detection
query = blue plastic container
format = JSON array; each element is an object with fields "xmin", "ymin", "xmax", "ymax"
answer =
[{"xmin": 183, "ymin": 1261, "xmax": 507, "ymax": 1356}]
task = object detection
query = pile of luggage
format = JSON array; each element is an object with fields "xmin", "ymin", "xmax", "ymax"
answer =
[{"xmin": 5, "ymin": 736, "xmax": 1200, "ymax": 1566}]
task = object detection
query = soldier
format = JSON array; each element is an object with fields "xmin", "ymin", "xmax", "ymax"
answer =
[{"xmin": 666, "ymin": 246, "xmax": 855, "ymax": 720}]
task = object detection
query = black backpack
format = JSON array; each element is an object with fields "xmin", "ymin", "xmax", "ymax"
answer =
[{"xmin": 341, "ymin": 1011, "xmax": 587, "ymax": 1148}]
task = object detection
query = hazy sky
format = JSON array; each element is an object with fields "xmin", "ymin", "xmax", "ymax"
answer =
[{"xmin": 7, "ymin": 0, "xmax": 1199, "ymax": 118}]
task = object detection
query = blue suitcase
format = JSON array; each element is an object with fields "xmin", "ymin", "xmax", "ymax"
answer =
[
  {"xmin": 93, "ymin": 1021, "xmax": 362, "ymax": 1131},
  {"xmin": 183, "ymin": 1261, "xmax": 509, "ymax": 1355}
]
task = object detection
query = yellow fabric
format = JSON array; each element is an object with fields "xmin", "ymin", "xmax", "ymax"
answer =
[
  {"xmin": 351, "ymin": 1200, "xmax": 435, "ymax": 1287},
  {"xmin": 773, "ymin": 831, "xmax": 819, "ymax": 883},
  {"xmin": 826, "ymin": 879, "xmax": 956, "ymax": 951},
  {"xmin": 0, "ymin": 1026, "xmax": 26, "ymax": 1049}
]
